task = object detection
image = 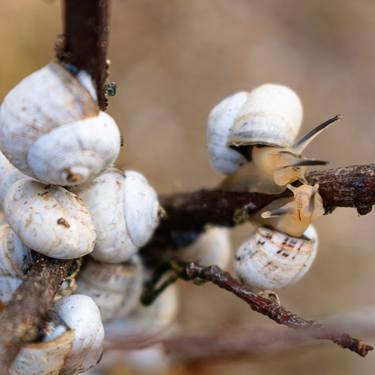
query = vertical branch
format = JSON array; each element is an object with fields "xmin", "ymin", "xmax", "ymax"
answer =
[{"xmin": 59, "ymin": 0, "xmax": 111, "ymax": 109}]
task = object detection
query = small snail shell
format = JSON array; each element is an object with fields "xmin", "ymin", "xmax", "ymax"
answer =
[
  {"xmin": 176, "ymin": 227, "xmax": 232, "ymax": 269},
  {"xmin": 254, "ymin": 184, "xmax": 324, "ymax": 237},
  {"xmin": 72, "ymin": 169, "xmax": 160, "ymax": 263},
  {"xmin": 0, "ymin": 63, "xmax": 121, "ymax": 186},
  {"xmin": 207, "ymin": 92, "xmax": 249, "ymax": 175},
  {"xmin": 54, "ymin": 294, "xmax": 105, "ymax": 374},
  {"xmin": 105, "ymin": 284, "xmax": 179, "ymax": 339},
  {"xmin": 0, "ymin": 223, "xmax": 31, "ymax": 304},
  {"xmin": 0, "ymin": 149, "xmax": 96, "ymax": 259},
  {"xmin": 234, "ymin": 225, "xmax": 318, "ymax": 290},
  {"xmin": 228, "ymin": 83, "xmax": 303, "ymax": 148},
  {"xmin": 76, "ymin": 256, "xmax": 143, "ymax": 322},
  {"xmin": 10, "ymin": 312, "xmax": 74, "ymax": 375}
]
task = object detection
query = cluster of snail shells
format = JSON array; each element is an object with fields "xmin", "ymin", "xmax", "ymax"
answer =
[
  {"xmin": 207, "ymin": 83, "xmax": 331, "ymax": 290},
  {"xmin": 0, "ymin": 62, "xmax": 164, "ymax": 373}
]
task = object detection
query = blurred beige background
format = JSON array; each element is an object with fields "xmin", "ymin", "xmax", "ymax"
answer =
[{"xmin": 1, "ymin": 1, "xmax": 375, "ymax": 374}]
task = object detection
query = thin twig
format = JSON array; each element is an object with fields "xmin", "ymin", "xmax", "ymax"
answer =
[{"xmin": 142, "ymin": 261, "xmax": 373, "ymax": 357}]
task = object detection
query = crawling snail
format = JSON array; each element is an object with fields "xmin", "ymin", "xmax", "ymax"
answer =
[
  {"xmin": 71, "ymin": 168, "xmax": 160, "ymax": 263},
  {"xmin": 76, "ymin": 256, "xmax": 143, "ymax": 322},
  {"xmin": 10, "ymin": 294, "xmax": 104, "ymax": 375},
  {"xmin": 0, "ymin": 150, "xmax": 96, "ymax": 259},
  {"xmin": 0, "ymin": 63, "xmax": 121, "ymax": 186}
]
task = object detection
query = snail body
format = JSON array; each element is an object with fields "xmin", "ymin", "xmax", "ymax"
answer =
[
  {"xmin": 0, "ymin": 63, "xmax": 121, "ymax": 186},
  {"xmin": 72, "ymin": 168, "xmax": 160, "ymax": 263},
  {"xmin": 76, "ymin": 256, "xmax": 143, "ymax": 322},
  {"xmin": 234, "ymin": 225, "xmax": 318, "ymax": 290},
  {"xmin": 0, "ymin": 151, "xmax": 96, "ymax": 259}
]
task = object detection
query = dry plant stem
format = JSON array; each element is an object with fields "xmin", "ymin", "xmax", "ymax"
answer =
[
  {"xmin": 60, "ymin": 0, "xmax": 110, "ymax": 109},
  {"xmin": 142, "ymin": 164, "xmax": 375, "ymax": 261},
  {"xmin": 145, "ymin": 262, "xmax": 372, "ymax": 357},
  {"xmin": 0, "ymin": 255, "xmax": 73, "ymax": 366}
]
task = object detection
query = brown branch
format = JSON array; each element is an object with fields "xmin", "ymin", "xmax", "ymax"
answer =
[
  {"xmin": 58, "ymin": 0, "xmax": 111, "ymax": 109},
  {"xmin": 163, "ymin": 262, "xmax": 373, "ymax": 357},
  {"xmin": 0, "ymin": 255, "xmax": 73, "ymax": 366},
  {"xmin": 141, "ymin": 164, "xmax": 375, "ymax": 263}
]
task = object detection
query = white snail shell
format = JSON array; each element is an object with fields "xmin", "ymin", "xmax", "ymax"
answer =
[
  {"xmin": 10, "ymin": 330, "xmax": 75, "ymax": 375},
  {"xmin": 72, "ymin": 169, "xmax": 160, "ymax": 263},
  {"xmin": 234, "ymin": 225, "xmax": 318, "ymax": 290},
  {"xmin": 207, "ymin": 91, "xmax": 249, "ymax": 175},
  {"xmin": 105, "ymin": 284, "xmax": 179, "ymax": 339},
  {"xmin": 3, "ymin": 178, "xmax": 96, "ymax": 259},
  {"xmin": 0, "ymin": 223, "xmax": 31, "ymax": 304},
  {"xmin": 228, "ymin": 83, "xmax": 303, "ymax": 148},
  {"xmin": 176, "ymin": 227, "xmax": 232, "ymax": 269},
  {"xmin": 0, "ymin": 63, "xmax": 121, "ymax": 186},
  {"xmin": 54, "ymin": 294, "xmax": 105, "ymax": 374},
  {"xmin": 76, "ymin": 256, "xmax": 143, "ymax": 322}
]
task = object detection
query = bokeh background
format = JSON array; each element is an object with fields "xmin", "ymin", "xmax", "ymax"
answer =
[{"xmin": 1, "ymin": 1, "xmax": 375, "ymax": 374}]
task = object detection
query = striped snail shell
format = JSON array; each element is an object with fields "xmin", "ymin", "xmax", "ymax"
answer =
[
  {"xmin": 76, "ymin": 256, "xmax": 143, "ymax": 322},
  {"xmin": 72, "ymin": 168, "xmax": 160, "ymax": 263},
  {"xmin": 0, "ymin": 63, "xmax": 121, "ymax": 186},
  {"xmin": 234, "ymin": 225, "xmax": 318, "ymax": 290}
]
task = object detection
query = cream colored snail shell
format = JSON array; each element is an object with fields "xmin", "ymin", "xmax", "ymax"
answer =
[
  {"xmin": 72, "ymin": 168, "xmax": 160, "ymax": 263},
  {"xmin": 0, "ymin": 62, "xmax": 121, "ymax": 186},
  {"xmin": 176, "ymin": 227, "xmax": 232, "ymax": 269},
  {"xmin": 228, "ymin": 83, "xmax": 303, "ymax": 148},
  {"xmin": 234, "ymin": 225, "xmax": 318, "ymax": 290},
  {"xmin": 76, "ymin": 256, "xmax": 143, "ymax": 322},
  {"xmin": 0, "ymin": 223, "xmax": 31, "ymax": 304},
  {"xmin": 0, "ymin": 150, "xmax": 96, "ymax": 259},
  {"xmin": 207, "ymin": 91, "xmax": 249, "ymax": 175},
  {"xmin": 54, "ymin": 294, "xmax": 105, "ymax": 374}
]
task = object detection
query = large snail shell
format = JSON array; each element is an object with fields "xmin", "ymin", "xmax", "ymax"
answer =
[
  {"xmin": 234, "ymin": 225, "xmax": 318, "ymax": 290},
  {"xmin": 207, "ymin": 91, "xmax": 249, "ymax": 175},
  {"xmin": 54, "ymin": 294, "xmax": 104, "ymax": 374},
  {"xmin": 228, "ymin": 83, "xmax": 303, "ymax": 148},
  {"xmin": 76, "ymin": 256, "xmax": 143, "ymax": 322},
  {"xmin": 10, "ymin": 330, "xmax": 74, "ymax": 375},
  {"xmin": 3, "ymin": 178, "xmax": 96, "ymax": 259},
  {"xmin": 176, "ymin": 227, "xmax": 232, "ymax": 269},
  {"xmin": 0, "ymin": 223, "xmax": 31, "ymax": 303},
  {"xmin": 72, "ymin": 169, "xmax": 160, "ymax": 263},
  {"xmin": 0, "ymin": 63, "xmax": 121, "ymax": 186}
]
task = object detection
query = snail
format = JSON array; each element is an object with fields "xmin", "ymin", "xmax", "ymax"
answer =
[
  {"xmin": 222, "ymin": 115, "xmax": 340, "ymax": 193},
  {"xmin": 71, "ymin": 168, "xmax": 160, "ymax": 263},
  {"xmin": 0, "ymin": 62, "xmax": 121, "ymax": 186},
  {"xmin": 105, "ymin": 283, "xmax": 179, "ymax": 340},
  {"xmin": 253, "ymin": 183, "xmax": 324, "ymax": 237},
  {"xmin": 10, "ymin": 295, "xmax": 104, "ymax": 374},
  {"xmin": 234, "ymin": 225, "xmax": 318, "ymax": 290},
  {"xmin": 0, "ymin": 223, "xmax": 32, "ymax": 304},
  {"xmin": 76, "ymin": 256, "xmax": 143, "ymax": 322},
  {"xmin": 207, "ymin": 84, "xmax": 303, "ymax": 176},
  {"xmin": 175, "ymin": 227, "xmax": 232, "ymax": 269},
  {"xmin": 0, "ymin": 150, "xmax": 96, "ymax": 259}
]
